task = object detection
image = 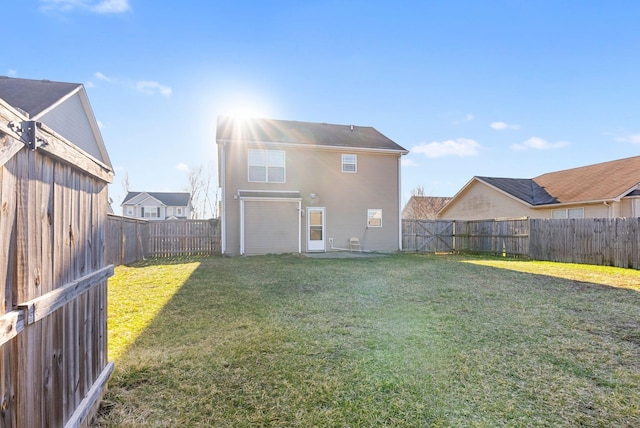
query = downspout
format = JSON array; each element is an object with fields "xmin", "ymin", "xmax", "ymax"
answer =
[
  {"xmin": 298, "ymin": 200, "xmax": 302, "ymax": 254},
  {"xmin": 603, "ymin": 201, "xmax": 612, "ymax": 218},
  {"xmin": 239, "ymin": 198, "xmax": 245, "ymax": 255},
  {"xmin": 220, "ymin": 142, "xmax": 227, "ymax": 254},
  {"xmin": 398, "ymin": 156, "xmax": 402, "ymax": 251}
]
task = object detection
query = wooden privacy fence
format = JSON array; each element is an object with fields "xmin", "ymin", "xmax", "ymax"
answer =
[
  {"xmin": 403, "ymin": 218, "xmax": 640, "ymax": 269},
  {"xmin": 1, "ymin": 100, "xmax": 113, "ymax": 427},
  {"xmin": 106, "ymin": 214, "xmax": 148, "ymax": 266},
  {"xmin": 106, "ymin": 216, "xmax": 221, "ymax": 265},
  {"xmin": 530, "ymin": 218, "xmax": 640, "ymax": 269}
]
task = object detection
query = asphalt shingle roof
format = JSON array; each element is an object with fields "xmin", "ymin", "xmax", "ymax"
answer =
[
  {"xmin": 477, "ymin": 155, "xmax": 640, "ymax": 206},
  {"xmin": 122, "ymin": 192, "xmax": 191, "ymax": 206},
  {"xmin": 216, "ymin": 116, "xmax": 407, "ymax": 152},
  {"xmin": 0, "ymin": 76, "xmax": 81, "ymax": 117}
]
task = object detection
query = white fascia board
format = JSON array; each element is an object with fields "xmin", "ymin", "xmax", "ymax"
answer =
[{"xmin": 217, "ymin": 139, "xmax": 408, "ymax": 155}]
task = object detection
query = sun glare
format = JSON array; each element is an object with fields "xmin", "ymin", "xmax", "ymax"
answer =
[{"xmin": 223, "ymin": 95, "xmax": 274, "ymax": 121}]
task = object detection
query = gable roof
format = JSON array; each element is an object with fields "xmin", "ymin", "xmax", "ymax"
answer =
[
  {"xmin": 0, "ymin": 76, "xmax": 81, "ymax": 117},
  {"xmin": 476, "ymin": 177, "xmax": 558, "ymax": 205},
  {"xmin": 122, "ymin": 192, "xmax": 191, "ymax": 207},
  {"xmin": 533, "ymin": 155, "xmax": 640, "ymax": 204},
  {"xmin": 0, "ymin": 76, "xmax": 112, "ymax": 167},
  {"xmin": 475, "ymin": 155, "xmax": 640, "ymax": 207},
  {"xmin": 216, "ymin": 116, "xmax": 408, "ymax": 153}
]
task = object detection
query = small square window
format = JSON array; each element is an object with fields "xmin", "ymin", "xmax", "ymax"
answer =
[
  {"xmin": 367, "ymin": 209, "xmax": 382, "ymax": 227},
  {"xmin": 342, "ymin": 154, "xmax": 357, "ymax": 173}
]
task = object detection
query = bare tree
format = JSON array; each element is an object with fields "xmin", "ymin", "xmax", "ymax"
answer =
[
  {"xmin": 184, "ymin": 163, "xmax": 217, "ymax": 219},
  {"xmin": 121, "ymin": 171, "xmax": 130, "ymax": 194},
  {"xmin": 404, "ymin": 185, "xmax": 451, "ymax": 220}
]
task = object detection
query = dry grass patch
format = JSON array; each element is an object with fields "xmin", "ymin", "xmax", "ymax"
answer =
[{"xmin": 95, "ymin": 254, "xmax": 640, "ymax": 427}]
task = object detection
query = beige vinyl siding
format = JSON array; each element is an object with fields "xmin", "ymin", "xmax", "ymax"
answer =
[
  {"xmin": 439, "ymin": 180, "xmax": 621, "ymax": 220},
  {"xmin": 222, "ymin": 143, "xmax": 402, "ymax": 255},
  {"xmin": 244, "ymin": 200, "xmax": 299, "ymax": 255}
]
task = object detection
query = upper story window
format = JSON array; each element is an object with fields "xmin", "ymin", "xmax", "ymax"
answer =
[
  {"xmin": 249, "ymin": 149, "xmax": 285, "ymax": 183},
  {"xmin": 551, "ymin": 207, "xmax": 584, "ymax": 219},
  {"xmin": 143, "ymin": 206, "xmax": 160, "ymax": 218},
  {"xmin": 342, "ymin": 154, "xmax": 357, "ymax": 173}
]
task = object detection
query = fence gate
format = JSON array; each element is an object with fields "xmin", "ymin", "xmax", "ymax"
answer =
[
  {"xmin": 402, "ymin": 220, "xmax": 455, "ymax": 253},
  {"xmin": 1, "ymin": 99, "xmax": 114, "ymax": 427}
]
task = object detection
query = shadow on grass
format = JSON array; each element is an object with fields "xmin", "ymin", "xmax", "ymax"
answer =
[{"xmin": 95, "ymin": 253, "xmax": 640, "ymax": 427}]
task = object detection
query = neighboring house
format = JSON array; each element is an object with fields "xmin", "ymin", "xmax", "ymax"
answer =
[
  {"xmin": 216, "ymin": 116, "xmax": 408, "ymax": 255},
  {"xmin": 402, "ymin": 196, "xmax": 451, "ymax": 220},
  {"xmin": 0, "ymin": 76, "xmax": 112, "ymax": 167},
  {"xmin": 122, "ymin": 192, "xmax": 192, "ymax": 220},
  {"xmin": 438, "ymin": 155, "xmax": 640, "ymax": 220}
]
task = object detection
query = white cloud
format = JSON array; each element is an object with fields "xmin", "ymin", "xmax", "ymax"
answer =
[
  {"xmin": 92, "ymin": 0, "xmax": 129, "ymax": 13},
  {"xmin": 401, "ymin": 158, "xmax": 419, "ymax": 167},
  {"xmin": 511, "ymin": 137, "xmax": 570, "ymax": 151},
  {"xmin": 176, "ymin": 163, "xmax": 190, "ymax": 172},
  {"xmin": 466, "ymin": 113, "xmax": 474, "ymax": 121},
  {"xmin": 39, "ymin": 0, "xmax": 130, "ymax": 14},
  {"xmin": 491, "ymin": 121, "xmax": 521, "ymax": 131},
  {"xmin": 136, "ymin": 81, "xmax": 172, "ymax": 97},
  {"xmin": 412, "ymin": 138, "xmax": 480, "ymax": 158},
  {"xmin": 615, "ymin": 133, "xmax": 640, "ymax": 144},
  {"xmin": 95, "ymin": 71, "xmax": 112, "ymax": 82},
  {"xmin": 6, "ymin": 69, "xmax": 17, "ymax": 77}
]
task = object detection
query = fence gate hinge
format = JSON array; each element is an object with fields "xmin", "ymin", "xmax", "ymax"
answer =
[{"xmin": 8, "ymin": 120, "xmax": 47, "ymax": 151}]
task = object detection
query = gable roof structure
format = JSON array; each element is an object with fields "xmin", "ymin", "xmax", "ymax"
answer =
[
  {"xmin": 0, "ymin": 76, "xmax": 111, "ymax": 167},
  {"xmin": 122, "ymin": 191, "xmax": 191, "ymax": 207},
  {"xmin": 447, "ymin": 155, "xmax": 640, "ymax": 215},
  {"xmin": 216, "ymin": 116, "xmax": 408, "ymax": 153}
]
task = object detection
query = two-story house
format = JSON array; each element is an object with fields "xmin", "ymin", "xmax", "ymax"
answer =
[
  {"xmin": 216, "ymin": 117, "xmax": 408, "ymax": 255},
  {"xmin": 121, "ymin": 191, "xmax": 192, "ymax": 220}
]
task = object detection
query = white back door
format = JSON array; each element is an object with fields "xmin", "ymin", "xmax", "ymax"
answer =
[{"xmin": 307, "ymin": 207, "xmax": 325, "ymax": 252}]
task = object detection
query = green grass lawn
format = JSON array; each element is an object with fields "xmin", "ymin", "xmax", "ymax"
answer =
[{"xmin": 96, "ymin": 254, "xmax": 640, "ymax": 427}]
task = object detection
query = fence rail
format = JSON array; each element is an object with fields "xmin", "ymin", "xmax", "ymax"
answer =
[
  {"xmin": 106, "ymin": 215, "xmax": 221, "ymax": 265},
  {"xmin": 403, "ymin": 218, "xmax": 640, "ymax": 270}
]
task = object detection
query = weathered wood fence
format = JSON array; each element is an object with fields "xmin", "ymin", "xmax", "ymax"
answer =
[
  {"xmin": 1, "ymin": 99, "xmax": 113, "ymax": 427},
  {"xmin": 403, "ymin": 218, "xmax": 640, "ymax": 269},
  {"xmin": 106, "ymin": 216, "xmax": 221, "ymax": 265}
]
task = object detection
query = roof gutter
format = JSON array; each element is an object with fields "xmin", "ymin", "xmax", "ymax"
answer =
[{"xmin": 216, "ymin": 139, "xmax": 408, "ymax": 155}]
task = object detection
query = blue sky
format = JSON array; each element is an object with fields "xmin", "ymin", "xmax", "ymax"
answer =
[{"xmin": 4, "ymin": 1, "xmax": 640, "ymax": 215}]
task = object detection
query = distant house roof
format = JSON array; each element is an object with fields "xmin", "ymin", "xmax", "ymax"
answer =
[
  {"xmin": 402, "ymin": 196, "xmax": 451, "ymax": 219},
  {"xmin": 122, "ymin": 192, "xmax": 191, "ymax": 206},
  {"xmin": 216, "ymin": 116, "xmax": 408, "ymax": 153},
  {"xmin": 0, "ymin": 76, "xmax": 81, "ymax": 117},
  {"xmin": 475, "ymin": 155, "xmax": 640, "ymax": 207}
]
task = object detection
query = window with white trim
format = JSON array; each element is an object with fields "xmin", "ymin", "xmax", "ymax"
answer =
[
  {"xmin": 126, "ymin": 207, "xmax": 134, "ymax": 216},
  {"xmin": 367, "ymin": 208, "xmax": 382, "ymax": 227},
  {"xmin": 248, "ymin": 149, "xmax": 285, "ymax": 183},
  {"xmin": 551, "ymin": 208, "xmax": 584, "ymax": 219},
  {"xmin": 143, "ymin": 206, "xmax": 159, "ymax": 218},
  {"xmin": 342, "ymin": 154, "xmax": 357, "ymax": 173}
]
